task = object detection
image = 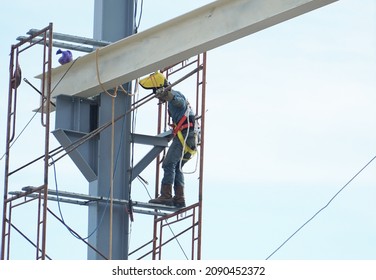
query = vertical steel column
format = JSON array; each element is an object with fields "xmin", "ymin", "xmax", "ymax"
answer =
[{"xmin": 88, "ymin": 0, "xmax": 135, "ymax": 260}]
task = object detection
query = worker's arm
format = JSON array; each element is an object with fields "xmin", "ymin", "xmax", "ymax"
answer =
[{"xmin": 170, "ymin": 91, "xmax": 186, "ymax": 108}]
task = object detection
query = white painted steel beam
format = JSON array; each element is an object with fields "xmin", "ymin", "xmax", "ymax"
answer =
[{"xmin": 39, "ymin": 0, "xmax": 337, "ymax": 99}]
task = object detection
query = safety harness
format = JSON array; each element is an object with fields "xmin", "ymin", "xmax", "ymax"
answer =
[{"xmin": 171, "ymin": 113, "xmax": 197, "ymax": 159}]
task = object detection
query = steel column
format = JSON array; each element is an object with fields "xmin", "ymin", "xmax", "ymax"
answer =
[{"xmin": 87, "ymin": 0, "xmax": 135, "ymax": 260}]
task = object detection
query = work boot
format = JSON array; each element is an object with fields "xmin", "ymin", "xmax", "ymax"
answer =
[
  {"xmin": 173, "ymin": 185, "xmax": 186, "ymax": 208},
  {"xmin": 149, "ymin": 184, "xmax": 173, "ymax": 205}
]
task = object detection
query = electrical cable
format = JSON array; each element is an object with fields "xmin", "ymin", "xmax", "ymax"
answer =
[
  {"xmin": 108, "ymin": 94, "xmax": 116, "ymax": 259},
  {"xmin": 50, "ymin": 156, "xmax": 110, "ymax": 240},
  {"xmin": 265, "ymin": 154, "xmax": 376, "ymax": 260},
  {"xmin": 134, "ymin": 0, "xmax": 144, "ymax": 33},
  {"xmin": 129, "ymin": 80, "xmax": 139, "ymax": 199}
]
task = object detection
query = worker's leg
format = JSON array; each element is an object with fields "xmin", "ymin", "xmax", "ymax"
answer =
[
  {"xmin": 173, "ymin": 130, "xmax": 196, "ymax": 207},
  {"xmin": 149, "ymin": 137, "xmax": 182, "ymax": 205}
]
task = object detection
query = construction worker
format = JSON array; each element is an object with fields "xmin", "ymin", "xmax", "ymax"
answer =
[{"xmin": 139, "ymin": 72, "xmax": 197, "ymax": 208}]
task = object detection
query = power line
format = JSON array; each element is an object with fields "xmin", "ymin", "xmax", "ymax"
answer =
[
  {"xmin": 136, "ymin": 174, "xmax": 189, "ymax": 260},
  {"xmin": 266, "ymin": 154, "xmax": 376, "ymax": 260}
]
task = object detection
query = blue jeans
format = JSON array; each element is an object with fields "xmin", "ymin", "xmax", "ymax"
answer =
[{"xmin": 161, "ymin": 130, "xmax": 196, "ymax": 187}]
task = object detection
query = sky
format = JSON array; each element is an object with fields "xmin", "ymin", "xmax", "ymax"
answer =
[{"xmin": 0, "ymin": 0, "xmax": 375, "ymax": 261}]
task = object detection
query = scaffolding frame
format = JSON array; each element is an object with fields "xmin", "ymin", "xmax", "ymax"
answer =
[
  {"xmin": 1, "ymin": 23, "xmax": 53, "ymax": 260},
  {"xmin": 1, "ymin": 25, "xmax": 206, "ymax": 260}
]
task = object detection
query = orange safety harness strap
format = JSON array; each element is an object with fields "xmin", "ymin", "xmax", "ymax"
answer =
[{"xmin": 172, "ymin": 114, "xmax": 194, "ymax": 136}]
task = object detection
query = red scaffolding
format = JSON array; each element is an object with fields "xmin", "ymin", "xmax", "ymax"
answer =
[{"xmin": 0, "ymin": 24, "xmax": 207, "ymax": 260}]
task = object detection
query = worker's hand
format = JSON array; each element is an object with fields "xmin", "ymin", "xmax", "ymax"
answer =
[{"xmin": 155, "ymin": 88, "xmax": 173, "ymax": 101}]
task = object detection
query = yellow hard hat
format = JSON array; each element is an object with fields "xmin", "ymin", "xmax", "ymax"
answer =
[{"xmin": 139, "ymin": 71, "xmax": 167, "ymax": 89}]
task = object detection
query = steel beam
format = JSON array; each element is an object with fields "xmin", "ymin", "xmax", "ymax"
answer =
[{"xmin": 37, "ymin": 0, "xmax": 337, "ymax": 99}]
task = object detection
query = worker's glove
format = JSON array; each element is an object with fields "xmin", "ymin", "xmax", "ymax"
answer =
[{"xmin": 155, "ymin": 88, "xmax": 173, "ymax": 102}]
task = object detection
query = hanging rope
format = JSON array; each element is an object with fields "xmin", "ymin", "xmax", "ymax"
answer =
[
  {"xmin": 95, "ymin": 47, "xmax": 126, "ymax": 259},
  {"xmin": 95, "ymin": 48, "xmax": 128, "ymax": 98},
  {"xmin": 108, "ymin": 95, "xmax": 116, "ymax": 259},
  {"xmin": 178, "ymin": 108, "xmax": 199, "ymax": 175}
]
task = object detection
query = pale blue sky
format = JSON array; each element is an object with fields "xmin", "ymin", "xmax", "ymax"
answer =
[{"xmin": 0, "ymin": 0, "xmax": 375, "ymax": 260}]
